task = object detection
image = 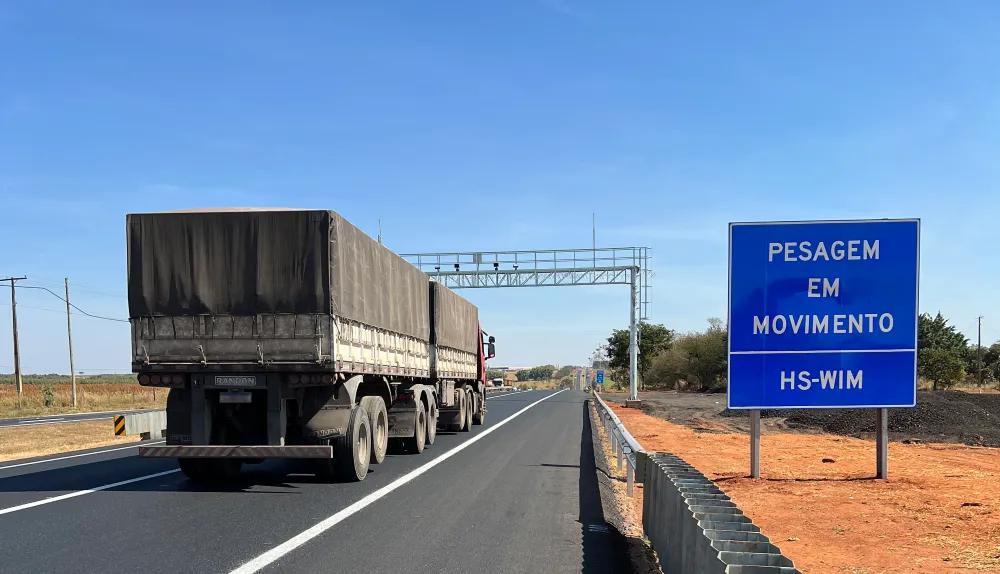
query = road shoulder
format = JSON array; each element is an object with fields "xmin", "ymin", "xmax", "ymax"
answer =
[{"xmin": 587, "ymin": 398, "xmax": 660, "ymax": 574}]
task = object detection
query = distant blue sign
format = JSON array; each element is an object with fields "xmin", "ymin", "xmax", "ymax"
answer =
[
  {"xmin": 728, "ymin": 219, "xmax": 919, "ymax": 409},
  {"xmin": 595, "ymin": 370, "xmax": 605, "ymax": 385}
]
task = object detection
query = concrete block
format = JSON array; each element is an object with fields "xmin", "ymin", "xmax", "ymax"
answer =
[
  {"xmin": 704, "ymin": 530, "xmax": 770, "ymax": 543},
  {"xmin": 123, "ymin": 410, "xmax": 167, "ymax": 440},
  {"xmin": 641, "ymin": 450, "xmax": 800, "ymax": 574}
]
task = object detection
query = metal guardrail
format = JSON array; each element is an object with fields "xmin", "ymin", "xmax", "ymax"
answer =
[
  {"xmin": 484, "ymin": 385, "xmax": 518, "ymax": 394},
  {"xmin": 592, "ymin": 391, "xmax": 645, "ymax": 496}
]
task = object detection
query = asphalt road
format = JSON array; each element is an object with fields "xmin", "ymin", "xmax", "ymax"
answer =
[
  {"xmin": 0, "ymin": 408, "xmax": 157, "ymax": 428},
  {"xmin": 0, "ymin": 389, "xmax": 630, "ymax": 574}
]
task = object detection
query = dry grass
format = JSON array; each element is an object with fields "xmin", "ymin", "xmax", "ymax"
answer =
[
  {"xmin": 0, "ymin": 382, "xmax": 167, "ymax": 418},
  {"xmin": 0, "ymin": 419, "xmax": 140, "ymax": 462}
]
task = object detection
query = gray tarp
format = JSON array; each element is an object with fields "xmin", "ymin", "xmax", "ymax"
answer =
[
  {"xmin": 127, "ymin": 209, "xmax": 430, "ymax": 341},
  {"xmin": 431, "ymin": 282, "xmax": 479, "ymax": 354}
]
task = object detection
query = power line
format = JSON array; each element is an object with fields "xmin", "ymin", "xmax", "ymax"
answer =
[{"xmin": 2, "ymin": 284, "xmax": 129, "ymax": 323}]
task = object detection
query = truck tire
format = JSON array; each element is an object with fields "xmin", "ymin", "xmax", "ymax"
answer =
[
  {"xmin": 473, "ymin": 394, "xmax": 486, "ymax": 426},
  {"xmin": 425, "ymin": 399, "xmax": 438, "ymax": 446},
  {"xmin": 461, "ymin": 389, "xmax": 473, "ymax": 432},
  {"xmin": 179, "ymin": 459, "xmax": 242, "ymax": 483},
  {"xmin": 403, "ymin": 403, "xmax": 427, "ymax": 454},
  {"xmin": 322, "ymin": 406, "xmax": 370, "ymax": 482},
  {"xmin": 360, "ymin": 396, "xmax": 388, "ymax": 464},
  {"xmin": 448, "ymin": 390, "xmax": 466, "ymax": 432}
]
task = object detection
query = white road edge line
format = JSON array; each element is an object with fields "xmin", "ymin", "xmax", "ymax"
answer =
[
  {"xmin": 230, "ymin": 388, "xmax": 568, "ymax": 574},
  {"xmin": 0, "ymin": 441, "xmax": 166, "ymax": 471},
  {"xmin": 0, "ymin": 469, "xmax": 181, "ymax": 516}
]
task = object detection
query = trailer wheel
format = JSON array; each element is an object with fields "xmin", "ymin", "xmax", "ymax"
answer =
[
  {"xmin": 461, "ymin": 389, "xmax": 473, "ymax": 432},
  {"xmin": 473, "ymin": 394, "xmax": 486, "ymax": 426},
  {"xmin": 448, "ymin": 389, "xmax": 466, "ymax": 432},
  {"xmin": 323, "ymin": 406, "xmax": 371, "ymax": 482},
  {"xmin": 403, "ymin": 403, "xmax": 427, "ymax": 454},
  {"xmin": 425, "ymin": 399, "xmax": 438, "ymax": 446},
  {"xmin": 360, "ymin": 396, "xmax": 388, "ymax": 464},
  {"xmin": 179, "ymin": 459, "xmax": 242, "ymax": 483}
]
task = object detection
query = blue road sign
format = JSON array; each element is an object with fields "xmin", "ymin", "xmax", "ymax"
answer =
[
  {"xmin": 596, "ymin": 370, "xmax": 605, "ymax": 385},
  {"xmin": 728, "ymin": 219, "xmax": 919, "ymax": 409}
]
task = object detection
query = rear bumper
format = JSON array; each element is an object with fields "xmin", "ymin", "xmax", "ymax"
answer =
[{"xmin": 139, "ymin": 445, "xmax": 333, "ymax": 459}]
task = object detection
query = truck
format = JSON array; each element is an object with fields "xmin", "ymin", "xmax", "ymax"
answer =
[{"xmin": 128, "ymin": 208, "xmax": 494, "ymax": 482}]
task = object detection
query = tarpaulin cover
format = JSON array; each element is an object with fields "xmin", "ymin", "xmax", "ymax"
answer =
[
  {"xmin": 127, "ymin": 209, "xmax": 430, "ymax": 341},
  {"xmin": 431, "ymin": 282, "xmax": 479, "ymax": 354}
]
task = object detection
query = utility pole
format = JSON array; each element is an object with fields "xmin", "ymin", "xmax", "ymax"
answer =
[
  {"xmin": 65, "ymin": 278, "xmax": 77, "ymax": 407},
  {"xmin": 978, "ymin": 316, "xmax": 984, "ymax": 387},
  {"xmin": 3, "ymin": 276, "xmax": 27, "ymax": 397}
]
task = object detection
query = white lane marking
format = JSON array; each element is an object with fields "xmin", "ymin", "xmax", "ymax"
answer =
[
  {"xmin": 0, "ymin": 408, "xmax": 153, "ymax": 427},
  {"xmin": 0, "ymin": 469, "xmax": 181, "ymax": 516},
  {"xmin": 0, "ymin": 441, "xmax": 166, "ymax": 471},
  {"xmin": 230, "ymin": 389, "xmax": 568, "ymax": 574},
  {"xmin": 12, "ymin": 418, "xmax": 66, "ymax": 423},
  {"xmin": 2, "ymin": 420, "xmax": 86, "ymax": 428},
  {"xmin": 485, "ymin": 389, "xmax": 533, "ymax": 400}
]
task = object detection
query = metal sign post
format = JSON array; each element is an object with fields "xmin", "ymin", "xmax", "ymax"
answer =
[
  {"xmin": 728, "ymin": 220, "xmax": 919, "ymax": 479},
  {"xmin": 750, "ymin": 409, "xmax": 761, "ymax": 479},
  {"xmin": 876, "ymin": 408, "xmax": 888, "ymax": 479}
]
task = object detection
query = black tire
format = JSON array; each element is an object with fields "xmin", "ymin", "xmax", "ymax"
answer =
[
  {"xmin": 360, "ymin": 396, "xmax": 388, "ymax": 464},
  {"xmin": 461, "ymin": 389, "xmax": 473, "ymax": 432},
  {"xmin": 322, "ymin": 406, "xmax": 371, "ymax": 482},
  {"xmin": 179, "ymin": 459, "xmax": 242, "ymax": 483},
  {"xmin": 404, "ymin": 403, "xmax": 427, "ymax": 454},
  {"xmin": 426, "ymin": 398, "xmax": 438, "ymax": 446},
  {"xmin": 448, "ymin": 390, "xmax": 466, "ymax": 432},
  {"xmin": 473, "ymin": 393, "xmax": 486, "ymax": 426}
]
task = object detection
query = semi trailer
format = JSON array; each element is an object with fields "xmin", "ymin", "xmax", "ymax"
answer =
[{"xmin": 128, "ymin": 208, "xmax": 494, "ymax": 482}]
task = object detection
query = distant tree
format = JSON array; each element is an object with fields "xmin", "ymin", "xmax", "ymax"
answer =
[
  {"xmin": 982, "ymin": 342, "xmax": 1000, "ymax": 386},
  {"xmin": 553, "ymin": 365, "xmax": 577, "ymax": 379},
  {"xmin": 530, "ymin": 365, "xmax": 557, "ymax": 380},
  {"xmin": 646, "ymin": 318, "xmax": 728, "ymax": 392},
  {"xmin": 486, "ymin": 369, "xmax": 505, "ymax": 381},
  {"xmin": 965, "ymin": 340, "xmax": 1000, "ymax": 387},
  {"xmin": 918, "ymin": 313, "xmax": 968, "ymax": 390},
  {"xmin": 516, "ymin": 365, "xmax": 557, "ymax": 381},
  {"xmin": 605, "ymin": 322, "xmax": 675, "ymax": 387}
]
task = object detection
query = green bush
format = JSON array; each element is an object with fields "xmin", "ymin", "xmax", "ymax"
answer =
[
  {"xmin": 42, "ymin": 384, "xmax": 56, "ymax": 407},
  {"xmin": 646, "ymin": 319, "xmax": 728, "ymax": 392}
]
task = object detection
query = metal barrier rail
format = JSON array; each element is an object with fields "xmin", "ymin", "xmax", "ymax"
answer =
[
  {"xmin": 592, "ymin": 390, "xmax": 645, "ymax": 496},
  {"xmin": 484, "ymin": 385, "xmax": 518, "ymax": 394}
]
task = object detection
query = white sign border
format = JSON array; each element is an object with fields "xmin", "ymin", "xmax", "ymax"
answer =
[{"xmin": 726, "ymin": 218, "xmax": 921, "ymax": 410}]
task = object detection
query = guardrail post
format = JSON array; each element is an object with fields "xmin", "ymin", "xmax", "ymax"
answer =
[
  {"xmin": 626, "ymin": 460, "xmax": 634, "ymax": 496},
  {"xmin": 616, "ymin": 433, "xmax": 624, "ymax": 471}
]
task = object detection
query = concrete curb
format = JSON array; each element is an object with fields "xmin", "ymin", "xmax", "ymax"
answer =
[{"xmin": 642, "ymin": 453, "xmax": 800, "ymax": 573}]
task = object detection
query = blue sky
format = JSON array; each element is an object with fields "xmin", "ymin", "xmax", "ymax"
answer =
[{"xmin": 2, "ymin": 2, "xmax": 998, "ymax": 374}]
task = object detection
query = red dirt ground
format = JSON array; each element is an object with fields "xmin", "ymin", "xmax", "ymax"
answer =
[{"xmin": 610, "ymin": 404, "xmax": 1000, "ymax": 573}]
